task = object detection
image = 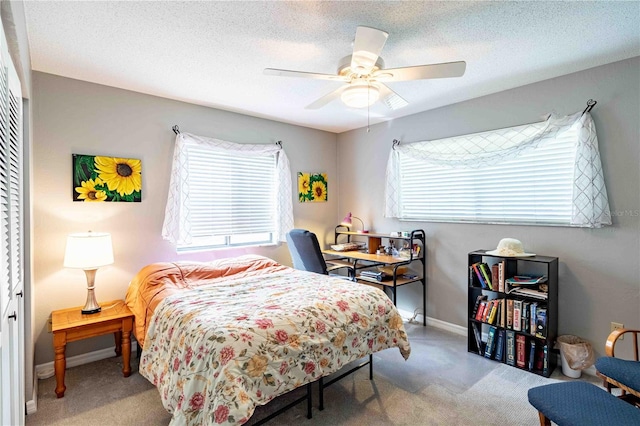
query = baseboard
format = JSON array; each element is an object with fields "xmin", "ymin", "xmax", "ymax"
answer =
[
  {"xmin": 35, "ymin": 342, "xmax": 138, "ymax": 380},
  {"xmin": 26, "ymin": 373, "xmax": 37, "ymax": 415},
  {"xmin": 398, "ymin": 308, "xmax": 467, "ymax": 336}
]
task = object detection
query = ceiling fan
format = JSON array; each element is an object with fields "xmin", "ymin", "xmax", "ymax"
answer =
[{"xmin": 264, "ymin": 26, "xmax": 466, "ymax": 111}]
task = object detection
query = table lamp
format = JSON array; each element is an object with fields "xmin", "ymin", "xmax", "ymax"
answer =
[
  {"xmin": 63, "ymin": 231, "xmax": 114, "ymax": 314},
  {"xmin": 340, "ymin": 212, "xmax": 368, "ymax": 233}
]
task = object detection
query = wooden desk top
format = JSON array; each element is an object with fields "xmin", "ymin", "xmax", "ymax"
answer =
[
  {"xmin": 322, "ymin": 249, "xmax": 412, "ymax": 265},
  {"xmin": 51, "ymin": 300, "xmax": 132, "ymax": 332}
]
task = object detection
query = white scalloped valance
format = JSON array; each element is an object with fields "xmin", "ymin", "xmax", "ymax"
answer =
[
  {"xmin": 385, "ymin": 112, "xmax": 611, "ymax": 228},
  {"xmin": 162, "ymin": 132, "xmax": 294, "ymax": 246}
]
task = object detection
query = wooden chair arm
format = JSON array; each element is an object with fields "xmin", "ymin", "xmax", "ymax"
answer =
[{"xmin": 605, "ymin": 328, "xmax": 640, "ymax": 359}]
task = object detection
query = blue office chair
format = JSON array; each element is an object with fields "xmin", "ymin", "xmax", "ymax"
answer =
[{"xmin": 286, "ymin": 229, "xmax": 353, "ymax": 279}]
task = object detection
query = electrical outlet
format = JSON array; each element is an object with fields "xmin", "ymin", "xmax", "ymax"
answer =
[{"xmin": 611, "ymin": 322, "xmax": 624, "ymax": 340}]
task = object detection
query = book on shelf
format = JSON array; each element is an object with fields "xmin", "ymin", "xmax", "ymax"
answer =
[
  {"xmin": 498, "ymin": 260, "xmax": 505, "ymax": 292},
  {"xmin": 505, "ymin": 330, "xmax": 516, "ymax": 366},
  {"xmin": 479, "ymin": 263, "xmax": 493, "ymax": 290},
  {"xmin": 535, "ymin": 308, "xmax": 547, "ymax": 338},
  {"xmin": 475, "ymin": 300, "xmax": 488, "ymax": 321},
  {"xmin": 487, "ymin": 299, "xmax": 499, "ymax": 324},
  {"xmin": 491, "ymin": 264, "xmax": 499, "ymax": 293},
  {"xmin": 495, "ymin": 299, "xmax": 502, "ymax": 326},
  {"xmin": 472, "ymin": 294, "xmax": 488, "ymax": 318},
  {"xmin": 469, "ymin": 265, "xmax": 475, "ymax": 287},
  {"xmin": 500, "ymin": 298, "xmax": 506, "ymax": 328},
  {"xmin": 494, "ymin": 329, "xmax": 506, "ymax": 362},
  {"xmin": 516, "ymin": 334, "xmax": 527, "ymax": 368},
  {"xmin": 528, "ymin": 340, "xmax": 536, "ymax": 371},
  {"xmin": 506, "ymin": 299, "xmax": 514, "ymax": 329},
  {"xmin": 481, "ymin": 300, "xmax": 493, "ymax": 322},
  {"xmin": 521, "ymin": 301, "xmax": 530, "ymax": 333},
  {"xmin": 471, "ymin": 263, "xmax": 488, "ymax": 289},
  {"xmin": 542, "ymin": 344, "xmax": 549, "ymax": 376},
  {"xmin": 535, "ymin": 343, "xmax": 545, "ymax": 371},
  {"xmin": 513, "ymin": 300, "xmax": 522, "ymax": 331},
  {"xmin": 471, "ymin": 322, "xmax": 483, "ymax": 355},
  {"xmin": 484, "ymin": 326, "xmax": 498, "ymax": 359},
  {"xmin": 529, "ymin": 303, "xmax": 538, "ymax": 336}
]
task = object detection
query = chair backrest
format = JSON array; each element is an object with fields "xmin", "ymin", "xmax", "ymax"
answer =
[{"xmin": 286, "ymin": 229, "xmax": 327, "ymax": 275}]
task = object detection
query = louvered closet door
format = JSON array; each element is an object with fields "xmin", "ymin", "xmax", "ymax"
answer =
[
  {"xmin": 0, "ymin": 17, "xmax": 24, "ymax": 426},
  {"xmin": 0, "ymin": 33, "xmax": 10, "ymax": 425},
  {"xmin": 0, "ymin": 35, "xmax": 9, "ymax": 320}
]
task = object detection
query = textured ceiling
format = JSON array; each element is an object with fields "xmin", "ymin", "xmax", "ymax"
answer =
[{"xmin": 24, "ymin": 1, "xmax": 640, "ymax": 133}]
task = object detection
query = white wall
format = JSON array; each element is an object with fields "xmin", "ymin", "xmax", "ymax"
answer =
[
  {"xmin": 32, "ymin": 72, "xmax": 340, "ymax": 365},
  {"xmin": 337, "ymin": 57, "xmax": 640, "ymax": 358}
]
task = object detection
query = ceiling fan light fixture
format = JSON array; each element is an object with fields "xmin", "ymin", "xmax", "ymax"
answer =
[{"xmin": 341, "ymin": 82, "xmax": 379, "ymax": 108}]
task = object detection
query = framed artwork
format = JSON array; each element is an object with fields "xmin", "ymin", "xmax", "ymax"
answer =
[
  {"xmin": 298, "ymin": 172, "xmax": 327, "ymax": 202},
  {"xmin": 73, "ymin": 154, "xmax": 142, "ymax": 202}
]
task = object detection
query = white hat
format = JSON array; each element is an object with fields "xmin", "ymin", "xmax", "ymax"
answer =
[{"xmin": 485, "ymin": 238, "xmax": 535, "ymax": 257}]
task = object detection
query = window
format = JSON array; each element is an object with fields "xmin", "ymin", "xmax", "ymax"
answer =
[
  {"xmin": 385, "ymin": 112, "xmax": 611, "ymax": 228},
  {"xmin": 162, "ymin": 133, "xmax": 293, "ymax": 251}
]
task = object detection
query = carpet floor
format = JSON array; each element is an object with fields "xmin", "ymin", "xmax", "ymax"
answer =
[{"xmin": 26, "ymin": 323, "xmax": 600, "ymax": 425}]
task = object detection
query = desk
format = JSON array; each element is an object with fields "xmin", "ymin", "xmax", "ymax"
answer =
[
  {"xmin": 323, "ymin": 232, "xmax": 426, "ymax": 326},
  {"xmin": 51, "ymin": 300, "xmax": 133, "ymax": 398}
]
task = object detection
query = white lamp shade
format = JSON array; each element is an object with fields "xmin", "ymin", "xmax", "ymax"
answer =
[
  {"xmin": 64, "ymin": 232, "xmax": 114, "ymax": 270},
  {"xmin": 341, "ymin": 82, "xmax": 380, "ymax": 108}
]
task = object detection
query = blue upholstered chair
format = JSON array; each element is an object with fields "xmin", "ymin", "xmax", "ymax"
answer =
[
  {"xmin": 528, "ymin": 381, "xmax": 640, "ymax": 426},
  {"xmin": 286, "ymin": 229, "xmax": 353, "ymax": 279},
  {"xmin": 595, "ymin": 328, "xmax": 640, "ymax": 405},
  {"xmin": 528, "ymin": 329, "xmax": 640, "ymax": 425}
]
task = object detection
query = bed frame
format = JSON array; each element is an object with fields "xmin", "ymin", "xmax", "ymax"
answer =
[{"xmin": 248, "ymin": 354, "xmax": 373, "ymax": 424}]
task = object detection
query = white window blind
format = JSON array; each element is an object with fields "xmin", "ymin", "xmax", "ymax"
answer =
[
  {"xmin": 186, "ymin": 146, "xmax": 275, "ymax": 248},
  {"xmin": 385, "ymin": 112, "xmax": 611, "ymax": 227},
  {"xmin": 162, "ymin": 132, "xmax": 294, "ymax": 251}
]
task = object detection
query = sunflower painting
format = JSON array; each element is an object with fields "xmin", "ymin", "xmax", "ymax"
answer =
[
  {"xmin": 73, "ymin": 154, "xmax": 142, "ymax": 202},
  {"xmin": 298, "ymin": 172, "xmax": 327, "ymax": 202}
]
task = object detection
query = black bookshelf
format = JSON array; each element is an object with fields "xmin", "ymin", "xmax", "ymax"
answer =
[{"xmin": 467, "ymin": 250, "xmax": 558, "ymax": 377}]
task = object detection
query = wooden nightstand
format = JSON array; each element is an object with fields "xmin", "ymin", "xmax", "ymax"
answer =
[{"xmin": 51, "ymin": 299, "xmax": 133, "ymax": 398}]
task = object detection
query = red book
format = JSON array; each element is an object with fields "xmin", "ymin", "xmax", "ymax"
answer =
[
  {"xmin": 475, "ymin": 301, "xmax": 488, "ymax": 321},
  {"xmin": 516, "ymin": 334, "xmax": 527, "ymax": 368},
  {"xmin": 482, "ymin": 300, "xmax": 494, "ymax": 322},
  {"xmin": 491, "ymin": 264, "xmax": 499, "ymax": 292}
]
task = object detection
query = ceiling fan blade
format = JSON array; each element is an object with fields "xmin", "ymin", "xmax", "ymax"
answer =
[
  {"xmin": 374, "ymin": 61, "xmax": 466, "ymax": 82},
  {"xmin": 306, "ymin": 86, "xmax": 348, "ymax": 109},
  {"xmin": 350, "ymin": 26, "xmax": 388, "ymax": 74},
  {"xmin": 263, "ymin": 68, "xmax": 348, "ymax": 81},
  {"xmin": 378, "ymin": 83, "xmax": 409, "ymax": 110}
]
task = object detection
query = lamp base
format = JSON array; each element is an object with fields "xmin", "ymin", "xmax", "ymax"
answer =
[{"xmin": 82, "ymin": 269, "xmax": 101, "ymax": 315}]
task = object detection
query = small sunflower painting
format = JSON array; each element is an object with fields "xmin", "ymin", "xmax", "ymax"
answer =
[
  {"xmin": 298, "ymin": 172, "xmax": 327, "ymax": 203},
  {"xmin": 73, "ymin": 154, "xmax": 142, "ymax": 202}
]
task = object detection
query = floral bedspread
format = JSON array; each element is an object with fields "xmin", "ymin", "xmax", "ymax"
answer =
[{"xmin": 140, "ymin": 268, "xmax": 411, "ymax": 425}]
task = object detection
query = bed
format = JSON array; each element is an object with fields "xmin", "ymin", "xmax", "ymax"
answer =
[{"xmin": 125, "ymin": 254, "xmax": 411, "ymax": 425}]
